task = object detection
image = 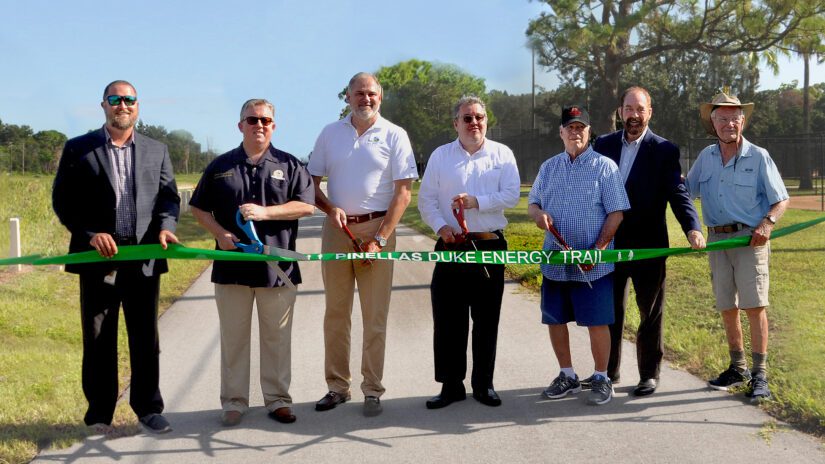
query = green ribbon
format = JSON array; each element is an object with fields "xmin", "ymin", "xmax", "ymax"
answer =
[{"xmin": 3, "ymin": 215, "xmax": 824, "ymax": 267}]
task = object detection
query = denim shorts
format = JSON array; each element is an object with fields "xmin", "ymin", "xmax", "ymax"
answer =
[{"xmin": 540, "ymin": 274, "xmax": 614, "ymax": 326}]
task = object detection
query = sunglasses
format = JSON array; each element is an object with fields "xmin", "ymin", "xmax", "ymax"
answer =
[
  {"xmin": 106, "ymin": 95, "xmax": 137, "ymax": 106},
  {"xmin": 461, "ymin": 114, "xmax": 486, "ymax": 123},
  {"xmin": 244, "ymin": 116, "xmax": 273, "ymax": 126}
]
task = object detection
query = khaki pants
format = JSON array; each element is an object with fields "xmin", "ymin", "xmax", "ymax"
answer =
[
  {"xmin": 214, "ymin": 283, "xmax": 296, "ymax": 412},
  {"xmin": 321, "ymin": 216, "xmax": 396, "ymax": 397}
]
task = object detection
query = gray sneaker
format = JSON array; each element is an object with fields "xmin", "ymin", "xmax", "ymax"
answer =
[
  {"xmin": 580, "ymin": 374, "xmax": 618, "ymax": 390},
  {"xmin": 363, "ymin": 396, "xmax": 382, "ymax": 417},
  {"xmin": 586, "ymin": 375, "xmax": 614, "ymax": 405},
  {"xmin": 745, "ymin": 372, "xmax": 772, "ymax": 403},
  {"xmin": 542, "ymin": 372, "xmax": 581, "ymax": 399}
]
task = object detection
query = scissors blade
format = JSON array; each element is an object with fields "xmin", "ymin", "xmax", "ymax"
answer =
[
  {"xmin": 266, "ymin": 261, "xmax": 296, "ymax": 289},
  {"xmin": 548, "ymin": 235, "xmax": 592, "ymax": 289},
  {"xmin": 262, "ymin": 245, "xmax": 308, "ymax": 261}
]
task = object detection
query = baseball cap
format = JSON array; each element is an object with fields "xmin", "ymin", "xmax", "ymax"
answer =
[{"xmin": 561, "ymin": 105, "xmax": 590, "ymax": 127}]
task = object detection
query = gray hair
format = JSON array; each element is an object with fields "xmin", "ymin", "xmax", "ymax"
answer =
[
  {"xmin": 102, "ymin": 80, "xmax": 136, "ymax": 100},
  {"xmin": 453, "ymin": 95, "xmax": 487, "ymax": 119},
  {"xmin": 347, "ymin": 72, "xmax": 383, "ymax": 97},
  {"xmin": 239, "ymin": 99, "xmax": 275, "ymax": 121}
]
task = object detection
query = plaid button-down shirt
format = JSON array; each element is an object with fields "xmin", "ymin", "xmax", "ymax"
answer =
[
  {"xmin": 528, "ymin": 146, "xmax": 629, "ymax": 282},
  {"xmin": 104, "ymin": 127, "xmax": 137, "ymax": 239}
]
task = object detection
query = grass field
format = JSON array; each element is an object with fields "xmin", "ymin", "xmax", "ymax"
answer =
[
  {"xmin": 403, "ymin": 183, "xmax": 825, "ymax": 437},
  {"xmin": 0, "ymin": 173, "xmax": 212, "ymax": 464}
]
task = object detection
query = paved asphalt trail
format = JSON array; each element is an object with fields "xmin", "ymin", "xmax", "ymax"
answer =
[{"xmin": 36, "ymin": 212, "xmax": 824, "ymax": 463}]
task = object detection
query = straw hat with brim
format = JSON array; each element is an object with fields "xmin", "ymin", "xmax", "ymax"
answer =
[{"xmin": 699, "ymin": 93, "xmax": 754, "ymax": 136}]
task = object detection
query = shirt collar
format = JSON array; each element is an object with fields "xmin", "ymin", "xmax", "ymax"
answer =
[
  {"xmin": 621, "ymin": 126, "xmax": 648, "ymax": 147},
  {"xmin": 103, "ymin": 125, "xmax": 135, "ymax": 147},
  {"xmin": 712, "ymin": 136, "xmax": 751, "ymax": 159},
  {"xmin": 565, "ymin": 145, "xmax": 595, "ymax": 163},
  {"xmin": 344, "ymin": 112, "xmax": 385, "ymax": 132},
  {"xmin": 455, "ymin": 137, "xmax": 488, "ymax": 156}
]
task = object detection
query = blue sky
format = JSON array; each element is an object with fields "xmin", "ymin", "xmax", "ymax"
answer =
[{"xmin": 2, "ymin": 1, "xmax": 822, "ymax": 159}]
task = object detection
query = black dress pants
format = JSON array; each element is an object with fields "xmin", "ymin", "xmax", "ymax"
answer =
[
  {"xmin": 430, "ymin": 235, "xmax": 506, "ymax": 391},
  {"xmin": 607, "ymin": 258, "xmax": 667, "ymax": 381},
  {"xmin": 79, "ymin": 265, "xmax": 164, "ymax": 425}
]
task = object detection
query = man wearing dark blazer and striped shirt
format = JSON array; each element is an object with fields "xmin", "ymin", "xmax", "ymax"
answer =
[
  {"xmin": 53, "ymin": 80, "xmax": 180, "ymax": 434},
  {"xmin": 592, "ymin": 86, "xmax": 705, "ymax": 396}
]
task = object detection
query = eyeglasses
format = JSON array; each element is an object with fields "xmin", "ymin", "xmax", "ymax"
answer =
[
  {"xmin": 243, "ymin": 116, "xmax": 273, "ymax": 126},
  {"xmin": 461, "ymin": 114, "xmax": 486, "ymax": 123},
  {"xmin": 712, "ymin": 115, "xmax": 744, "ymax": 125},
  {"xmin": 106, "ymin": 95, "xmax": 137, "ymax": 106}
]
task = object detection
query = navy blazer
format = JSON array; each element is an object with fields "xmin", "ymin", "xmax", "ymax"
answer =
[
  {"xmin": 593, "ymin": 129, "xmax": 700, "ymax": 250},
  {"xmin": 53, "ymin": 128, "xmax": 180, "ymax": 275}
]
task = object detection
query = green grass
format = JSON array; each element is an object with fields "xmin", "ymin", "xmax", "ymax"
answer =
[
  {"xmin": 0, "ymin": 174, "xmax": 212, "ymax": 464},
  {"xmin": 404, "ymin": 182, "xmax": 825, "ymax": 437}
]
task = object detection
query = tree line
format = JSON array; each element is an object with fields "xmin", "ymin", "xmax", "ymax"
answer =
[{"xmin": 0, "ymin": 119, "xmax": 216, "ymax": 175}]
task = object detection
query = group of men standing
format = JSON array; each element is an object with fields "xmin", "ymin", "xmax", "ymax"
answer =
[{"xmin": 51, "ymin": 74, "xmax": 788, "ymax": 434}]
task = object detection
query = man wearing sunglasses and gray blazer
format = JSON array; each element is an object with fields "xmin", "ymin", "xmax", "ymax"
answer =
[{"xmin": 53, "ymin": 80, "xmax": 180, "ymax": 435}]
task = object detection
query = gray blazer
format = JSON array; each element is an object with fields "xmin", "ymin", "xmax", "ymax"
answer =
[{"xmin": 53, "ymin": 127, "xmax": 180, "ymax": 275}]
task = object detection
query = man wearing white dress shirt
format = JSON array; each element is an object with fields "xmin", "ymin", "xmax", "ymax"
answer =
[{"xmin": 418, "ymin": 95, "xmax": 521, "ymax": 409}]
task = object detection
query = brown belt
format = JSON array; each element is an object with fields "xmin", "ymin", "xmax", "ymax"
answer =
[
  {"xmin": 346, "ymin": 210, "xmax": 387, "ymax": 224},
  {"xmin": 709, "ymin": 223, "xmax": 748, "ymax": 233}
]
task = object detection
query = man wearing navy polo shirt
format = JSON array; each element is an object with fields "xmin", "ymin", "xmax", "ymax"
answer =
[
  {"xmin": 190, "ymin": 98, "xmax": 314, "ymax": 426},
  {"xmin": 528, "ymin": 105, "xmax": 629, "ymax": 406}
]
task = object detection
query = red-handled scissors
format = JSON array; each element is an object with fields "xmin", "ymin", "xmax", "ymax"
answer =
[{"xmin": 547, "ymin": 223, "xmax": 593, "ymax": 288}]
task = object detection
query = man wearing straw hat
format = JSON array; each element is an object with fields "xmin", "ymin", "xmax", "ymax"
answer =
[{"xmin": 685, "ymin": 92, "xmax": 789, "ymax": 402}]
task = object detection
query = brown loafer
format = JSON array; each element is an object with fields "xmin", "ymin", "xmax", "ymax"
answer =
[{"xmin": 268, "ymin": 407, "xmax": 296, "ymax": 424}]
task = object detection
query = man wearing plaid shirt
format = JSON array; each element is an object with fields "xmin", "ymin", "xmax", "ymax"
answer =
[{"xmin": 528, "ymin": 105, "xmax": 629, "ymax": 405}]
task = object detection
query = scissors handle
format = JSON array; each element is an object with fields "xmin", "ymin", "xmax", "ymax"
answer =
[
  {"xmin": 452, "ymin": 198, "xmax": 470, "ymax": 238},
  {"xmin": 234, "ymin": 210, "xmax": 264, "ymax": 253},
  {"xmin": 548, "ymin": 224, "xmax": 594, "ymax": 284}
]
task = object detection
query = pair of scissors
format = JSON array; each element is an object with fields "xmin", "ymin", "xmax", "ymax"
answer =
[
  {"xmin": 234, "ymin": 210, "xmax": 307, "ymax": 288},
  {"xmin": 451, "ymin": 198, "xmax": 490, "ymax": 278},
  {"xmin": 341, "ymin": 222, "xmax": 373, "ymax": 266},
  {"xmin": 547, "ymin": 223, "xmax": 593, "ymax": 288}
]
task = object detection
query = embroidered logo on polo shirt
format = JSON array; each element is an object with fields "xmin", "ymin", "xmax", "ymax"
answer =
[
  {"xmin": 367, "ymin": 136, "xmax": 381, "ymax": 144},
  {"xmin": 271, "ymin": 169, "xmax": 285, "ymax": 180},
  {"xmin": 214, "ymin": 170, "xmax": 234, "ymax": 179}
]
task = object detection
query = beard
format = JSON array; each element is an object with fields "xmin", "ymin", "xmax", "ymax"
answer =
[
  {"xmin": 108, "ymin": 111, "xmax": 137, "ymax": 130},
  {"xmin": 351, "ymin": 103, "xmax": 380, "ymax": 121},
  {"xmin": 624, "ymin": 117, "xmax": 646, "ymax": 136}
]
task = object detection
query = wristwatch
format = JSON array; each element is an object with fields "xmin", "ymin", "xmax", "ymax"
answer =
[
  {"xmin": 374, "ymin": 234, "xmax": 387, "ymax": 247},
  {"xmin": 765, "ymin": 214, "xmax": 777, "ymax": 225}
]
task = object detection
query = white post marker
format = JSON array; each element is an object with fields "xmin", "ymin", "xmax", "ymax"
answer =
[{"xmin": 9, "ymin": 217, "xmax": 22, "ymax": 272}]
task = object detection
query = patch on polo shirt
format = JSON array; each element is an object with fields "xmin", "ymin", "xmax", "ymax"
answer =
[
  {"xmin": 213, "ymin": 170, "xmax": 234, "ymax": 179},
  {"xmin": 271, "ymin": 169, "xmax": 285, "ymax": 180},
  {"xmin": 367, "ymin": 135, "xmax": 382, "ymax": 144}
]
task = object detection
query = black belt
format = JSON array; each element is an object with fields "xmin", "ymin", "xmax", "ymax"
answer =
[
  {"xmin": 708, "ymin": 223, "xmax": 748, "ymax": 233},
  {"xmin": 115, "ymin": 236, "xmax": 138, "ymax": 245},
  {"xmin": 346, "ymin": 210, "xmax": 387, "ymax": 224}
]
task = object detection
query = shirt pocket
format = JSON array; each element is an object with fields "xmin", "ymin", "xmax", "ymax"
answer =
[
  {"xmin": 482, "ymin": 166, "xmax": 502, "ymax": 192},
  {"xmin": 733, "ymin": 172, "xmax": 759, "ymax": 211}
]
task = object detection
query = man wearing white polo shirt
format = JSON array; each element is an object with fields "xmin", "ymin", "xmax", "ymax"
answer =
[{"xmin": 308, "ymin": 72, "xmax": 418, "ymax": 417}]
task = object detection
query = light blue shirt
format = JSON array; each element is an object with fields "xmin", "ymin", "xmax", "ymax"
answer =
[
  {"xmin": 685, "ymin": 137, "xmax": 788, "ymax": 227},
  {"xmin": 618, "ymin": 126, "xmax": 647, "ymax": 183},
  {"xmin": 528, "ymin": 146, "xmax": 629, "ymax": 282}
]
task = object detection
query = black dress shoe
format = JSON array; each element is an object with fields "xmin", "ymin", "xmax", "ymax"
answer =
[
  {"xmin": 633, "ymin": 378, "xmax": 658, "ymax": 397},
  {"xmin": 426, "ymin": 390, "xmax": 467, "ymax": 409},
  {"xmin": 472, "ymin": 388, "xmax": 502, "ymax": 407},
  {"xmin": 315, "ymin": 391, "xmax": 350, "ymax": 411},
  {"xmin": 426, "ymin": 383, "xmax": 466, "ymax": 409}
]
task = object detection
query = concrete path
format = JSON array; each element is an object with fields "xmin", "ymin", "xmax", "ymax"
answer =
[{"xmin": 36, "ymin": 212, "xmax": 824, "ymax": 463}]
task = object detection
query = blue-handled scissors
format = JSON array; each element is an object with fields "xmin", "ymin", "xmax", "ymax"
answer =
[{"xmin": 233, "ymin": 210, "xmax": 308, "ymax": 288}]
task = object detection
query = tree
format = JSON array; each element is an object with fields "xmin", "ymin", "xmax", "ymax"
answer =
[
  {"xmin": 341, "ymin": 60, "xmax": 491, "ymax": 161},
  {"xmin": 527, "ymin": 0, "xmax": 825, "ymax": 134},
  {"xmin": 32, "ymin": 130, "xmax": 67, "ymax": 172},
  {"xmin": 774, "ymin": 14, "xmax": 825, "ymax": 188}
]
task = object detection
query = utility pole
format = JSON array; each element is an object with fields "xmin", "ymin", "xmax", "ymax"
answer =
[{"xmin": 531, "ymin": 47, "xmax": 536, "ymax": 132}]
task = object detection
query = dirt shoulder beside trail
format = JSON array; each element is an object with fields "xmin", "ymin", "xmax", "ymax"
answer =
[{"xmin": 790, "ymin": 195, "xmax": 824, "ymax": 211}]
